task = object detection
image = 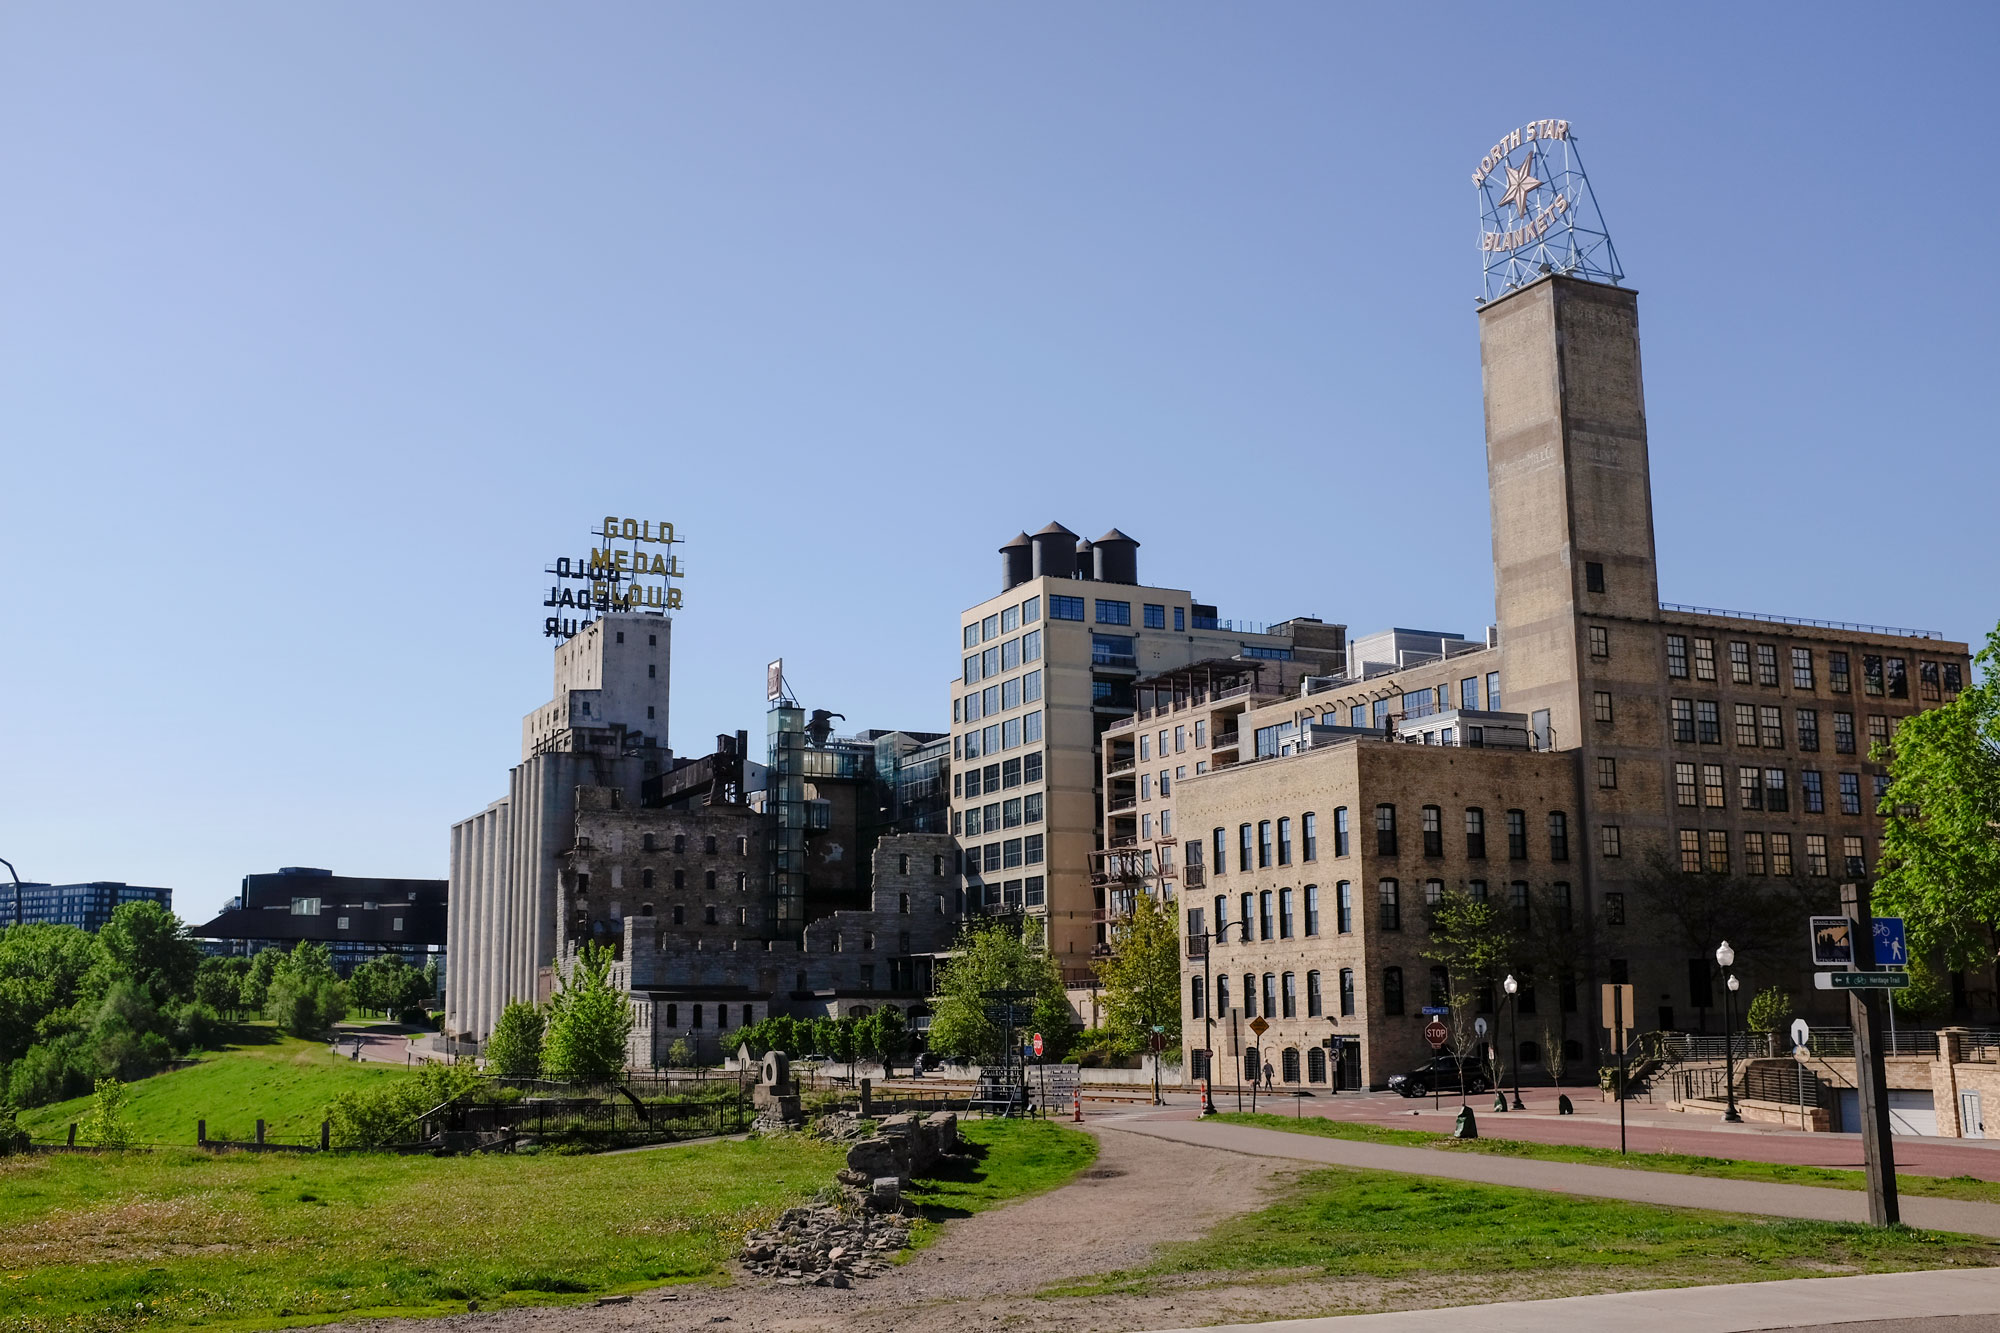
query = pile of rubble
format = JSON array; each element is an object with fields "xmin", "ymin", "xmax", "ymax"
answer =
[
  {"xmin": 738, "ymin": 1203, "xmax": 910, "ymax": 1287},
  {"xmin": 807, "ymin": 1111, "xmax": 874, "ymax": 1144}
]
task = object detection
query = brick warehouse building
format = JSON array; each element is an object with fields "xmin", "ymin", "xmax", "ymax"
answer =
[{"xmin": 1079, "ymin": 274, "xmax": 1971, "ymax": 1091}]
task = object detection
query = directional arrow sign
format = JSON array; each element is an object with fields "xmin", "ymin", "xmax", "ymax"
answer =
[{"xmin": 1814, "ymin": 971, "xmax": 1911, "ymax": 990}]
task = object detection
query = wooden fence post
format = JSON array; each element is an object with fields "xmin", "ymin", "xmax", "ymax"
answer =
[
  {"xmin": 320, "ymin": 1120, "xmax": 331, "ymax": 1151},
  {"xmin": 860, "ymin": 1077, "xmax": 872, "ymax": 1117},
  {"xmin": 67, "ymin": 1123, "xmax": 76, "ymax": 1147},
  {"xmin": 255, "ymin": 1119, "xmax": 266, "ymax": 1145},
  {"xmin": 197, "ymin": 1119, "xmax": 206, "ymax": 1146}
]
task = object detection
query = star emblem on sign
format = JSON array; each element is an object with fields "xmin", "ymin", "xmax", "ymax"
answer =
[{"xmin": 1499, "ymin": 155, "xmax": 1542, "ymax": 217}]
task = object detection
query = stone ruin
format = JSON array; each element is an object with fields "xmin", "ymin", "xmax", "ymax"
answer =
[
  {"xmin": 739, "ymin": 1110, "xmax": 962, "ymax": 1285},
  {"xmin": 750, "ymin": 1048, "xmax": 804, "ymax": 1131}
]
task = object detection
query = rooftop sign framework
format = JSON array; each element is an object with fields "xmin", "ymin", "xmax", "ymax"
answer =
[
  {"xmin": 541, "ymin": 515, "xmax": 686, "ymax": 641},
  {"xmin": 1472, "ymin": 119, "xmax": 1622, "ymax": 302}
]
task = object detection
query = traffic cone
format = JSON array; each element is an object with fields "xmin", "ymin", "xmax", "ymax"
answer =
[{"xmin": 1072, "ymin": 1089, "xmax": 1083, "ymax": 1123}]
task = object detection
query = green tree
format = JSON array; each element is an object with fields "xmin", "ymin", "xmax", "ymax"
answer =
[
  {"xmin": 1745, "ymin": 984, "xmax": 1792, "ymax": 1035},
  {"xmin": 242, "ymin": 948, "xmax": 281, "ymax": 1010},
  {"xmin": 79, "ymin": 1077, "xmax": 134, "ymax": 1149},
  {"xmin": 96, "ymin": 901, "xmax": 201, "ymax": 1005},
  {"xmin": 194, "ymin": 956, "xmax": 248, "ymax": 1018},
  {"xmin": 485, "ymin": 1000, "xmax": 546, "ymax": 1077},
  {"xmin": 666, "ymin": 1037, "xmax": 695, "ymax": 1069},
  {"xmin": 0, "ymin": 924, "xmax": 102, "ymax": 1065},
  {"xmin": 265, "ymin": 943, "xmax": 347, "ymax": 1038},
  {"xmin": 1422, "ymin": 888, "xmax": 1516, "ymax": 1094},
  {"xmin": 541, "ymin": 944, "xmax": 631, "ymax": 1084},
  {"xmin": 928, "ymin": 917, "xmax": 1070, "ymax": 1063},
  {"xmin": 1874, "ymin": 622, "xmax": 2000, "ymax": 970},
  {"xmin": 1092, "ymin": 892, "xmax": 1181, "ymax": 1057}
]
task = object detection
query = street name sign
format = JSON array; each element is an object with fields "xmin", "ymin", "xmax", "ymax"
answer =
[{"xmin": 1421, "ymin": 1006, "xmax": 1451, "ymax": 1016}]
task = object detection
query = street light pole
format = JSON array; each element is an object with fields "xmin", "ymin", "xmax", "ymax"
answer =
[
  {"xmin": 1502, "ymin": 974, "xmax": 1523, "ymax": 1110},
  {"xmin": 1717, "ymin": 941, "xmax": 1742, "ymax": 1124},
  {"xmin": 0, "ymin": 857, "xmax": 21, "ymax": 929}
]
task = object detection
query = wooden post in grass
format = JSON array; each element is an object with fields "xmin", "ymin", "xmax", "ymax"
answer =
[
  {"xmin": 67, "ymin": 1123, "xmax": 76, "ymax": 1147},
  {"xmin": 256, "ymin": 1119, "xmax": 266, "ymax": 1146},
  {"xmin": 197, "ymin": 1119, "xmax": 206, "ymax": 1146},
  {"xmin": 321, "ymin": 1120, "xmax": 331, "ymax": 1151}
]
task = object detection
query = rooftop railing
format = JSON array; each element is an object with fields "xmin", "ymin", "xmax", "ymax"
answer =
[{"xmin": 1660, "ymin": 602, "xmax": 1943, "ymax": 641}]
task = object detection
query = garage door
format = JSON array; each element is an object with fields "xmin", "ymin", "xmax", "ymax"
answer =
[{"xmin": 1836, "ymin": 1089, "xmax": 1938, "ymax": 1136}]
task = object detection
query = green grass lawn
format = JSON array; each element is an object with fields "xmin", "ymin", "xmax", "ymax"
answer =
[
  {"xmin": 1209, "ymin": 1112, "xmax": 2000, "ymax": 1206},
  {"xmin": 1044, "ymin": 1165, "xmax": 2000, "ymax": 1303},
  {"xmin": 19, "ymin": 1025, "xmax": 415, "ymax": 1147},
  {"xmin": 3, "ymin": 1135, "xmax": 846, "ymax": 1333},
  {"xmin": 904, "ymin": 1118, "xmax": 1097, "ymax": 1235}
]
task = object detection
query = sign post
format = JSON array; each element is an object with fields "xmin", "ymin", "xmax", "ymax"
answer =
[
  {"xmin": 1248, "ymin": 1016, "xmax": 1269, "ymax": 1114},
  {"xmin": 1839, "ymin": 885, "xmax": 1900, "ymax": 1226},
  {"xmin": 1424, "ymin": 1018, "xmax": 1449, "ymax": 1110},
  {"xmin": 1601, "ymin": 982, "xmax": 1634, "ymax": 1154}
]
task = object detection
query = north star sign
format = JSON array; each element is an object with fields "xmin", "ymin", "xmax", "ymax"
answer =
[{"xmin": 1473, "ymin": 119, "xmax": 1571, "ymax": 253}]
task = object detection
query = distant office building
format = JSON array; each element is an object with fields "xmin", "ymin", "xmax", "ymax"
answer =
[
  {"xmin": 952, "ymin": 524, "xmax": 1345, "ymax": 974},
  {"xmin": 194, "ymin": 867, "xmax": 447, "ymax": 977},
  {"xmin": 8, "ymin": 881, "xmax": 172, "ymax": 931}
]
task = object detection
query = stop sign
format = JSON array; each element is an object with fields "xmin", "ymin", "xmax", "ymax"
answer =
[
  {"xmin": 1032, "ymin": 1032, "xmax": 1044, "ymax": 1057},
  {"xmin": 1423, "ymin": 1018, "xmax": 1449, "ymax": 1048}
]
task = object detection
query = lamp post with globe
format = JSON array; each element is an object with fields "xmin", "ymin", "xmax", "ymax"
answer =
[
  {"xmin": 1502, "ymin": 974, "xmax": 1525, "ymax": 1110},
  {"xmin": 1717, "ymin": 941, "xmax": 1742, "ymax": 1124}
]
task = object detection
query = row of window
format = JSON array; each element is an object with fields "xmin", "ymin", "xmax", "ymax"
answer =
[
  {"xmin": 1676, "ymin": 828, "xmax": 1866, "ymax": 879},
  {"xmin": 1671, "ymin": 761, "xmax": 1889, "ymax": 815},
  {"xmin": 1193, "ymin": 964, "xmax": 1581, "ymax": 1023},
  {"xmin": 956, "ymin": 794, "xmax": 1046, "ymax": 836},
  {"xmin": 961, "ymin": 834, "xmax": 1047, "ymax": 874},
  {"xmin": 963, "ymin": 628, "xmax": 1044, "ymax": 685},
  {"xmin": 1668, "ymin": 701, "xmax": 1892, "ymax": 753},
  {"xmin": 964, "ymin": 596, "xmax": 1042, "ymax": 649},
  {"xmin": 955, "ymin": 710, "xmax": 1044, "ymax": 759},
  {"xmin": 959, "ymin": 752, "xmax": 1044, "ymax": 798},
  {"xmin": 1189, "ymin": 876, "xmax": 1570, "ymax": 941},
  {"xmin": 635, "ymin": 832, "xmax": 749, "ymax": 856},
  {"xmin": 1660, "ymin": 637, "xmax": 1959, "ymax": 700},
  {"xmin": 958, "ymin": 669, "xmax": 1043, "ymax": 724},
  {"xmin": 1196, "ymin": 806, "xmax": 1569, "ymax": 871},
  {"xmin": 973, "ymin": 876, "xmax": 1047, "ymax": 909}
]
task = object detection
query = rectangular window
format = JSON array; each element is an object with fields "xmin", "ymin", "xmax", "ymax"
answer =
[
  {"xmin": 964, "ymin": 623, "xmax": 981, "ymax": 650},
  {"xmin": 1596, "ymin": 756, "xmax": 1618, "ymax": 789},
  {"xmin": 1334, "ymin": 807, "xmax": 1349, "ymax": 856},
  {"xmin": 1593, "ymin": 690, "xmax": 1614, "ymax": 723},
  {"xmin": 1729, "ymin": 641, "xmax": 1752, "ymax": 684},
  {"xmin": 1585, "ymin": 560, "xmax": 1605, "ymax": 593},
  {"xmin": 1735, "ymin": 703, "xmax": 1759, "ymax": 747},
  {"xmin": 983, "ymin": 724, "xmax": 1000, "ymax": 752},
  {"xmin": 982, "ymin": 647, "xmax": 1000, "ymax": 677},
  {"xmin": 1675, "ymin": 761, "xmax": 1697, "ymax": 807},
  {"xmin": 1239, "ymin": 824, "xmax": 1255, "ymax": 873},
  {"xmin": 1376, "ymin": 804, "xmax": 1398, "ymax": 856},
  {"xmin": 1422, "ymin": 805, "xmax": 1443, "ymax": 856},
  {"xmin": 1022, "ymin": 596, "xmax": 1040, "ymax": 623},
  {"xmin": 1001, "ymin": 638, "xmax": 1020, "ymax": 672},
  {"xmin": 1023, "ymin": 629, "xmax": 1042, "ymax": 662},
  {"xmin": 1339, "ymin": 968, "xmax": 1356, "ymax": 1016},
  {"xmin": 1863, "ymin": 654, "xmax": 1885, "ymax": 696},
  {"xmin": 1805, "ymin": 834, "xmax": 1829, "ymax": 877},
  {"xmin": 1050, "ymin": 595, "xmax": 1084, "ymax": 621},
  {"xmin": 1548, "ymin": 811, "xmax": 1569, "ymax": 861},
  {"xmin": 1666, "ymin": 634, "xmax": 1688, "ymax": 678},
  {"xmin": 1703, "ymin": 763, "xmax": 1726, "ymax": 808},
  {"xmin": 1679, "ymin": 828, "xmax": 1702, "ymax": 873},
  {"xmin": 1302, "ymin": 812, "xmax": 1318, "ymax": 861},
  {"xmin": 1873, "ymin": 772, "xmax": 1891, "ymax": 810},
  {"xmin": 1277, "ymin": 816, "xmax": 1293, "ymax": 865},
  {"xmin": 1600, "ymin": 824, "xmax": 1622, "ymax": 858},
  {"xmin": 1693, "ymin": 637, "xmax": 1716, "ymax": 682},
  {"xmin": 1003, "ymin": 798, "xmax": 1023, "ymax": 829},
  {"xmin": 1001, "ymin": 605, "xmax": 1019, "ymax": 633},
  {"xmin": 1772, "ymin": 832, "xmax": 1794, "ymax": 876},
  {"xmin": 1378, "ymin": 879, "xmax": 1400, "ymax": 931},
  {"xmin": 1024, "ymin": 833, "xmax": 1044, "ymax": 864},
  {"xmin": 1605, "ymin": 892, "xmax": 1625, "ymax": 925},
  {"xmin": 1174, "ymin": 607, "xmax": 1185, "ymax": 632},
  {"xmin": 1802, "ymin": 770, "xmax": 1823, "ymax": 813},
  {"xmin": 1143, "ymin": 603, "xmax": 1166, "ymax": 629},
  {"xmin": 1023, "ymin": 711, "xmax": 1042, "ymax": 743},
  {"xmin": 1095, "ymin": 599, "xmax": 1131, "ymax": 625},
  {"xmin": 1921, "ymin": 660, "xmax": 1942, "ymax": 701},
  {"xmin": 1021, "ymin": 670, "xmax": 1042, "ymax": 703},
  {"xmin": 984, "ymin": 842, "xmax": 1002, "ymax": 873},
  {"xmin": 1739, "ymin": 765, "xmax": 1763, "ymax": 810},
  {"xmin": 1868, "ymin": 714, "xmax": 1890, "ymax": 751},
  {"xmin": 1760, "ymin": 705, "xmax": 1784, "ymax": 748},
  {"xmin": 1003, "ymin": 838, "xmax": 1023, "ymax": 868},
  {"xmin": 1589, "ymin": 626, "xmax": 1610, "ymax": 659},
  {"xmin": 1840, "ymin": 772, "xmax": 1863, "ymax": 815},
  {"xmin": 1744, "ymin": 831, "xmax": 1767, "ymax": 876},
  {"xmin": 1336, "ymin": 882, "xmax": 1352, "ymax": 933},
  {"xmin": 1797, "ymin": 708, "xmax": 1820, "ymax": 751},
  {"xmin": 1671, "ymin": 698, "xmax": 1695, "ymax": 743},
  {"xmin": 1487, "ymin": 672, "xmax": 1501, "ymax": 710},
  {"xmin": 1886, "ymin": 658, "xmax": 1908, "ymax": 699},
  {"xmin": 983, "ymin": 685, "xmax": 1001, "ymax": 715},
  {"xmin": 1383, "ymin": 968, "xmax": 1404, "ymax": 1016},
  {"xmin": 1698, "ymin": 701, "xmax": 1721, "ymax": 744},
  {"xmin": 1765, "ymin": 767, "xmax": 1789, "ymax": 813},
  {"xmin": 963, "ymin": 655, "xmax": 980, "ymax": 685},
  {"xmin": 1510, "ymin": 881, "xmax": 1531, "ymax": 930},
  {"xmin": 1793, "ymin": 648, "xmax": 1815, "ymax": 690},
  {"xmin": 1465, "ymin": 807, "xmax": 1487, "ymax": 857},
  {"xmin": 1462, "ymin": 676, "xmax": 1480, "ymax": 710},
  {"xmin": 1830, "ymin": 651, "xmax": 1851, "ymax": 693},
  {"xmin": 1304, "ymin": 885, "xmax": 1320, "ymax": 935},
  {"xmin": 1024, "ymin": 751, "xmax": 1044, "ymax": 784},
  {"xmin": 1507, "ymin": 809, "xmax": 1527, "ymax": 859},
  {"xmin": 1844, "ymin": 835, "xmax": 1867, "ymax": 878},
  {"xmin": 1834, "ymin": 712, "xmax": 1856, "ymax": 754},
  {"xmin": 980, "ymin": 614, "xmax": 999, "ymax": 642},
  {"xmin": 1707, "ymin": 829, "xmax": 1730, "ymax": 874},
  {"xmin": 1944, "ymin": 662, "xmax": 1963, "ymax": 696},
  {"xmin": 1757, "ymin": 644, "xmax": 1779, "ymax": 687}
]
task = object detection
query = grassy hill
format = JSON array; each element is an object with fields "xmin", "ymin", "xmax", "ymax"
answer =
[{"xmin": 19, "ymin": 1024, "xmax": 414, "ymax": 1146}]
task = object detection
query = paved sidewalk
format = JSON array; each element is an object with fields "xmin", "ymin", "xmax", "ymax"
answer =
[
  {"xmin": 1102, "ymin": 1112, "xmax": 2000, "ymax": 1238},
  {"xmin": 1141, "ymin": 1266, "xmax": 2000, "ymax": 1331}
]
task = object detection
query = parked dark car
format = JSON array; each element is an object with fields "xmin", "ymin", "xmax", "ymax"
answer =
[{"xmin": 1386, "ymin": 1056, "xmax": 1491, "ymax": 1098}]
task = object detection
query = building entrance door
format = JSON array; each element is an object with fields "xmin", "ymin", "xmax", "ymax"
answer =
[{"xmin": 1962, "ymin": 1090, "xmax": 1984, "ymax": 1139}]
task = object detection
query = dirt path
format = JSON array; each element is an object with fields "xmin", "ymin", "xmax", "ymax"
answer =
[{"xmin": 329, "ymin": 1127, "xmax": 1293, "ymax": 1333}]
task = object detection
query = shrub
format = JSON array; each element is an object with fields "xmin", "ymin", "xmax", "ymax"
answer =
[
  {"xmin": 0, "ymin": 1100, "xmax": 28, "ymax": 1154},
  {"xmin": 327, "ymin": 1060, "xmax": 486, "ymax": 1148},
  {"xmin": 79, "ymin": 1078, "xmax": 134, "ymax": 1149},
  {"xmin": 486, "ymin": 1001, "xmax": 547, "ymax": 1077},
  {"xmin": 1745, "ymin": 985, "xmax": 1791, "ymax": 1035},
  {"xmin": 541, "ymin": 946, "xmax": 631, "ymax": 1085}
]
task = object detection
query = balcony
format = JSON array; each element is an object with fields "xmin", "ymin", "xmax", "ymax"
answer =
[
  {"xmin": 1091, "ymin": 650, "xmax": 1138, "ymax": 670},
  {"xmin": 1212, "ymin": 727, "xmax": 1240, "ymax": 749},
  {"xmin": 1108, "ymin": 794, "xmax": 1137, "ymax": 813},
  {"xmin": 1185, "ymin": 934, "xmax": 1209, "ymax": 959},
  {"xmin": 1182, "ymin": 863, "xmax": 1205, "ymax": 889},
  {"xmin": 1106, "ymin": 755, "xmax": 1135, "ymax": 775}
]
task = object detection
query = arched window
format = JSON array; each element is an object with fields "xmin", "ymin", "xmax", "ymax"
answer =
[
  {"xmin": 1282, "ymin": 1047, "xmax": 1301, "ymax": 1083},
  {"xmin": 1303, "ymin": 885, "xmax": 1319, "ymax": 936},
  {"xmin": 1564, "ymin": 1038, "xmax": 1585, "ymax": 1062},
  {"xmin": 673, "ymin": 834, "xmax": 686, "ymax": 855},
  {"xmin": 1257, "ymin": 820, "xmax": 1273, "ymax": 868},
  {"xmin": 706, "ymin": 870, "xmax": 718, "ymax": 892},
  {"xmin": 1306, "ymin": 970, "xmax": 1323, "ymax": 1017},
  {"xmin": 1383, "ymin": 966, "xmax": 1405, "ymax": 1015},
  {"xmin": 665, "ymin": 1003, "xmax": 678, "ymax": 1026},
  {"xmin": 1281, "ymin": 971, "xmax": 1297, "ymax": 1018},
  {"xmin": 1422, "ymin": 805, "xmax": 1443, "ymax": 857},
  {"xmin": 1338, "ymin": 968, "xmax": 1355, "ymax": 1016},
  {"xmin": 642, "ymin": 833, "xmax": 656, "ymax": 852},
  {"xmin": 1191, "ymin": 975, "xmax": 1206, "ymax": 1019},
  {"xmin": 692, "ymin": 1004, "xmax": 704, "ymax": 1029},
  {"xmin": 1258, "ymin": 890, "xmax": 1274, "ymax": 940},
  {"xmin": 1213, "ymin": 894, "xmax": 1229, "ymax": 940},
  {"xmin": 1277, "ymin": 816, "xmax": 1293, "ymax": 866},
  {"xmin": 1302, "ymin": 812, "xmax": 1318, "ymax": 861},
  {"xmin": 1244, "ymin": 1049, "xmax": 1260, "ymax": 1083},
  {"xmin": 1378, "ymin": 879, "xmax": 1401, "ymax": 930},
  {"xmin": 642, "ymin": 868, "xmax": 655, "ymax": 890},
  {"xmin": 1375, "ymin": 804, "xmax": 1398, "ymax": 856},
  {"xmin": 849, "ymin": 1005, "xmax": 871, "ymax": 1018},
  {"xmin": 1278, "ymin": 888, "xmax": 1295, "ymax": 938},
  {"xmin": 1307, "ymin": 1045, "xmax": 1327, "ymax": 1083},
  {"xmin": 1262, "ymin": 973, "xmax": 1277, "ymax": 1020},
  {"xmin": 1217, "ymin": 974, "xmax": 1232, "ymax": 1015},
  {"xmin": 1336, "ymin": 881, "xmax": 1352, "ymax": 933},
  {"xmin": 640, "ymin": 902, "xmax": 654, "ymax": 917},
  {"xmin": 673, "ymin": 869, "xmax": 685, "ymax": 890},
  {"xmin": 1333, "ymin": 807, "xmax": 1350, "ymax": 857},
  {"xmin": 705, "ymin": 835, "xmax": 719, "ymax": 855},
  {"xmin": 899, "ymin": 893, "xmax": 911, "ymax": 913}
]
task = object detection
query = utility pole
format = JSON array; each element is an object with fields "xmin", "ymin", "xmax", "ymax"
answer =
[{"xmin": 1842, "ymin": 882, "xmax": 1899, "ymax": 1226}]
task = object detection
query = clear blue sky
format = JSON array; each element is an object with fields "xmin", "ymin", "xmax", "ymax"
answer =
[{"xmin": 4, "ymin": 5, "xmax": 1995, "ymax": 923}]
